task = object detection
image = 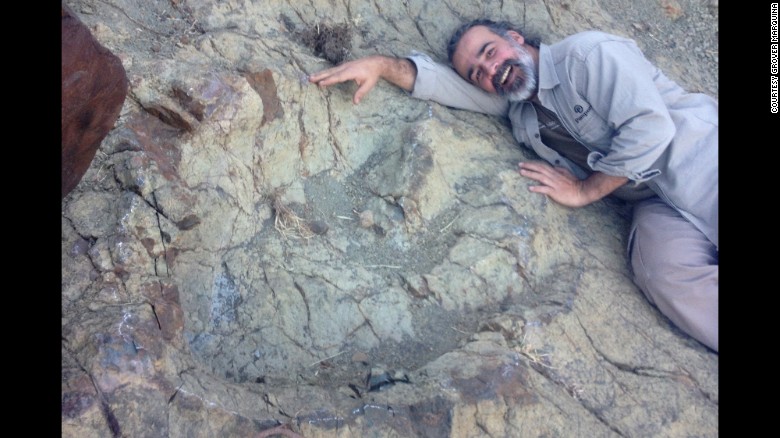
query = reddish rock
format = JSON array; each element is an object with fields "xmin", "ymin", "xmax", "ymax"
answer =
[
  {"xmin": 62, "ymin": 4, "xmax": 128, "ymax": 197},
  {"xmin": 244, "ymin": 69, "xmax": 284, "ymax": 125}
]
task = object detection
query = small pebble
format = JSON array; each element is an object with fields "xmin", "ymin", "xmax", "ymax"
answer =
[
  {"xmin": 359, "ymin": 210, "xmax": 374, "ymax": 228},
  {"xmin": 308, "ymin": 220, "xmax": 329, "ymax": 235},
  {"xmin": 351, "ymin": 352, "xmax": 369, "ymax": 363}
]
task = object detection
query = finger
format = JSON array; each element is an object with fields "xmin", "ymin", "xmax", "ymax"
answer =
[
  {"xmin": 353, "ymin": 79, "xmax": 377, "ymax": 104},
  {"xmin": 528, "ymin": 184, "xmax": 552, "ymax": 196},
  {"xmin": 310, "ymin": 66, "xmax": 352, "ymax": 86},
  {"xmin": 311, "ymin": 72, "xmax": 345, "ymax": 87},
  {"xmin": 519, "ymin": 166, "xmax": 554, "ymax": 180},
  {"xmin": 518, "ymin": 160, "xmax": 548, "ymax": 167},
  {"xmin": 308, "ymin": 68, "xmax": 337, "ymax": 83},
  {"xmin": 518, "ymin": 161, "xmax": 553, "ymax": 175},
  {"xmin": 518, "ymin": 167, "xmax": 552, "ymax": 185}
]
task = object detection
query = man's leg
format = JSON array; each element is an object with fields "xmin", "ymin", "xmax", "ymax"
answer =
[{"xmin": 628, "ymin": 197, "xmax": 718, "ymax": 352}]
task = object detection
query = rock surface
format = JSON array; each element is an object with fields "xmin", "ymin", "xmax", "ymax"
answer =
[{"xmin": 61, "ymin": 0, "xmax": 718, "ymax": 436}]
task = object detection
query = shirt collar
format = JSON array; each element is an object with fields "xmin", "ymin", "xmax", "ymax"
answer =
[{"xmin": 537, "ymin": 43, "xmax": 559, "ymax": 91}]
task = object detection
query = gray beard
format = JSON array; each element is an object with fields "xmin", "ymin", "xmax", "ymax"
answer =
[{"xmin": 500, "ymin": 39, "xmax": 538, "ymax": 102}]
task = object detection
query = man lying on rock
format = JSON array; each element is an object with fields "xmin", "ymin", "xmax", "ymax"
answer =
[{"xmin": 309, "ymin": 19, "xmax": 718, "ymax": 353}]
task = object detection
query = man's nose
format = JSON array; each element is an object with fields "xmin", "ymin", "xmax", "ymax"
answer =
[
  {"xmin": 484, "ymin": 60, "xmax": 498, "ymax": 78},
  {"xmin": 480, "ymin": 60, "xmax": 498, "ymax": 80}
]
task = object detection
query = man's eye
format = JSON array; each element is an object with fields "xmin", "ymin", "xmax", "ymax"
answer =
[
  {"xmin": 487, "ymin": 48, "xmax": 495, "ymax": 57},
  {"xmin": 476, "ymin": 71, "xmax": 481, "ymax": 81}
]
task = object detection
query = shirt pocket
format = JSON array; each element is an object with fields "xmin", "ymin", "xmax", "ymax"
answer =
[{"xmin": 568, "ymin": 104, "xmax": 611, "ymax": 147}]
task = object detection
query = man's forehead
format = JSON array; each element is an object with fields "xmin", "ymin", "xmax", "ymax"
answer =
[
  {"xmin": 455, "ymin": 26, "xmax": 495, "ymax": 56},
  {"xmin": 452, "ymin": 26, "xmax": 495, "ymax": 76}
]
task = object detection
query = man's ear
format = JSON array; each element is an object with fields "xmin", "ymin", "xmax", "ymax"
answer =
[{"xmin": 507, "ymin": 30, "xmax": 525, "ymax": 45}]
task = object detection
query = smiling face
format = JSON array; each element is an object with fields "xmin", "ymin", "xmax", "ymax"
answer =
[{"xmin": 451, "ymin": 25, "xmax": 539, "ymax": 102}]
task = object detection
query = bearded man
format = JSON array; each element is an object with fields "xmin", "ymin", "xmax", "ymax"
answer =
[{"xmin": 309, "ymin": 19, "xmax": 719, "ymax": 352}]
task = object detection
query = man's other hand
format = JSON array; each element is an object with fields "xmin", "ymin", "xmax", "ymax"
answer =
[{"xmin": 309, "ymin": 55, "xmax": 416, "ymax": 104}]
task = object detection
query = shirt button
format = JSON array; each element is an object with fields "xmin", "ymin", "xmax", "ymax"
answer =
[{"xmin": 534, "ymin": 133, "xmax": 540, "ymax": 138}]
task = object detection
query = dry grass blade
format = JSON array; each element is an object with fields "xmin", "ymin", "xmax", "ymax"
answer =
[
  {"xmin": 272, "ymin": 195, "xmax": 315, "ymax": 240},
  {"xmin": 516, "ymin": 334, "xmax": 557, "ymax": 370}
]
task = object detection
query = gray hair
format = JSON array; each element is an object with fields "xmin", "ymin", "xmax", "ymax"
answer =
[{"xmin": 446, "ymin": 19, "xmax": 541, "ymax": 64}]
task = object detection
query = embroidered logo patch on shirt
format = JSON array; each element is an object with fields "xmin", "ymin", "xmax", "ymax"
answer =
[{"xmin": 574, "ymin": 104, "xmax": 593, "ymax": 123}]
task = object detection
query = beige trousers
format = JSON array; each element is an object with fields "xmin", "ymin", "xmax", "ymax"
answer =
[{"xmin": 628, "ymin": 197, "xmax": 718, "ymax": 352}]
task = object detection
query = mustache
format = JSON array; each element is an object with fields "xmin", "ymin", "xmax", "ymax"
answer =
[{"xmin": 492, "ymin": 58, "xmax": 522, "ymax": 94}]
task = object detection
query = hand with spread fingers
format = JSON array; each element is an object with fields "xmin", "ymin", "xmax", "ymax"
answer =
[
  {"xmin": 518, "ymin": 161, "xmax": 628, "ymax": 208},
  {"xmin": 309, "ymin": 55, "xmax": 416, "ymax": 104},
  {"xmin": 518, "ymin": 161, "xmax": 585, "ymax": 207}
]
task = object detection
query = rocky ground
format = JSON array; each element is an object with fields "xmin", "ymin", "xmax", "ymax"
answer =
[{"xmin": 61, "ymin": 1, "xmax": 718, "ymax": 437}]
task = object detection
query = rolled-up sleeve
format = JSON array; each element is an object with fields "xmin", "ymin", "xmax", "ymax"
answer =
[
  {"xmin": 406, "ymin": 51, "xmax": 509, "ymax": 116},
  {"xmin": 578, "ymin": 41, "xmax": 675, "ymax": 183}
]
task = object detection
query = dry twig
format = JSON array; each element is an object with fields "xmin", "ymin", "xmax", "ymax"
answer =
[{"xmin": 272, "ymin": 195, "xmax": 314, "ymax": 240}]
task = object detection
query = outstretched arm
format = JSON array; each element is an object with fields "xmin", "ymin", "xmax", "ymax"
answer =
[{"xmin": 308, "ymin": 55, "xmax": 417, "ymax": 104}]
